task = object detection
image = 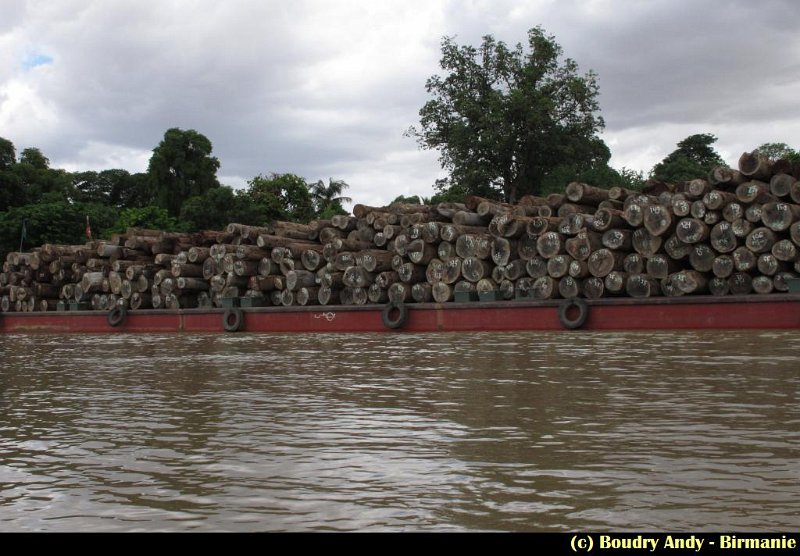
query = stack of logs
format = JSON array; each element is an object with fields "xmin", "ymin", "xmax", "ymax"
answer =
[{"xmin": 2, "ymin": 150, "xmax": 800, "ymax": 312}]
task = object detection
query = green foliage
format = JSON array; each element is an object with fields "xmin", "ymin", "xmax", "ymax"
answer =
[
  {"xmin": 408, "ymin": 27, "xmax": 605, "ymax": 201},
  {"xmin": 310, "ymin": 178, "xmax": 351, "ymax": 217},
  {"xmin": 246, "ymin": 173, "xmax": 315, "ymax": 223},
  {"xmin": 147, "ymin": 128, "xmax": 220, "ymax": 217},
  {"xmin": 108, "ymin": 206, "xmax": 180, "ymax": 234},
  {"xmin": 180, "ymin": 186, "xmax": 264, "ymax": 231},
  {"xmin": 19, "ymin": 147, "xmax": 49, "ymax": 169},
  {"xmin": 390, "ymin": 194, "xmax": 431, "ymax": 205},
  {"xmin": 754, "ymin": 142, "xmax": 800, "ymax": 162},
  {"xmin": 0, "ymin": 201, "xmax": 118, "ymax": 258},
  {"xmin": 0, "ymin": 137, "xmax": 15, "ymax": 170},
  {"xmin": 650, "ymin": 133, "xmax": 726, "ymax": 182}
]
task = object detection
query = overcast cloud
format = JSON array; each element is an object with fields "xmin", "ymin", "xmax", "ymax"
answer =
[{"xmin": 2, "ymin": 0, "xmax": 800, "ymax": 208}]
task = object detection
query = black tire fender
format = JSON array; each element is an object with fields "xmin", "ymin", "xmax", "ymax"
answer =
[
  {"xmin": 558, "ymin": 298, "xmax": 589, "ymax": 329},
  {"xmin": 107, "ymin": 306, "xmax": 127, "ymax": 328},
  {"xmin": 223, "ymin": 308, "xmax": 244, "ymax": 332},
  {"xmin": 381, "ymin": 302, "xmax": 408, "ymax": 330}
]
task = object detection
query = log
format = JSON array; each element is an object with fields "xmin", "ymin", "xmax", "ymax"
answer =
[
  {"xmin": 770, "ymin": 173, "xmax": 797, "ymax": 198},
  {"xmin": 672, "ymin": 196, "xmax": 691, "ymax": 217},
  {"xmin": 531, "ymin": 276, "xmax": 559, "ymax": 299},
  {"xmin": 591, "ymin": 208, "xmax": 627, "ymax": 232},
  {"xmin": 437, "ymin": 241, "xmax": 457, "ymax": 262},
  {"xmin": 411, "ymin": 282, "xmax": 433, "ymax": 303},
  {"xmin": 736, "ymin": 181, "xmax": 776, "ymax": 204},
  {"xmin": 455, "ymin": 234, "xmax": 491, "ymax": 260},
  {"xmin": 771, "ymin": 239, "xmax": 797, "ymax": 261},
  {"xmin": 623, "ymin": 253, "xmax": 646, "ymax": 274},
  {"xmin": 686, "ymin": 179, "xmax": 711, "ymax": 198},
  {"xmin": 712, "ymin": 255, "xmax": 735, "ymax": 278},
  {"xmin": 625, "ymin": 274, "xmax": 660, "ymax": 298},
  {"xmin": 587, "ymin": 249, "xmax": 626, "ymax": 278},
  {"xmin": 517, "ymin": 234, "xmax": 539, "ymax": 261},
  {"xmin": 738, "ymin": 151, "xmax": 773, "ymax": 181},
  {"xmin": 752, "ymin": 275, "xmax": 774, "ymax": 294},
  {"xmin": 491, "ymin": 237, "xmax": 518, "ymax": 266},
  {"xmin": 503, "ymin": 259, "xmax": 527, "ymax": 281},
  {"xmin": 689, "ymin": 243, "xmax": 715, "ymax": 273},
  {"xmin": 130, "ymin": 291, "xmax": 153, "ymax": 310},
  {"xmin": 708, "ymin": 166, "xmax": 745, "ymax": 188},
  {"xmin": 792, "ymin": 222, "xmax": 800, "ymax": 247},
  {"xmin": 527, "ymin": 216, "xmax": 560, "ymax": 236},
  {"xmin": 745, "ymin": 203, "xmax": 763, "ymax": 223},
  {"xmin": 583, "ymin": 277, "xmax": 605, "ymax": 299},
  {"xmin": 745, "ymin": 227, "xmax": 777, "ymax": 253},
  {"xmin": 673, "ymin": 270, "xmax": 708, "ymax": 294},
  {"xmin": 603, "ymin": 271, "xmax": 627, "ymax": 295},
  {"xmin": 569, "ymin": 259, "xmax": 591, "ymax": 278},
  {"xmin": 558, "ymin": 212, "xmax": 593, "ymax": 236},
  {"xmin": 439, "ymin": 223, "xmax": 488, "ymax": 243},
  {"xmin": 733, "ymin": 246, "xmax": 757, "ymax": 272},
  {"xmin": 406, "ymin": 239, "xmax": 438, "ymax": 265},
  {"xmin": 709, "ymin": 221, "xmax": 738, "ymax": 253},
  {"xmin": 601, "ymin": 229, "xmax": 633, "ymax": 251},
  {"xmin": 676, "ymin": 218, "xmax": 710, "ymax": 244},
  {"xmin": 546, "ymin": 254, "xmax": 572, "ymax": 279},
  {"xmin": 565, "ymin": 182, "xmax": 610, "ymax": 204},
  {"xmin": 526, "ymin": 257, "xmax": 548, "ymax": 279},
  {"xmin": 342, "ymin": 266, "xmax": 374, "ymax": 288},
  {"xmin": 702, "ymin": 190, "xmax": 738, "ymax": 211},
  {"xmin": 431, "ymin": 281, "xmax": 453, "ymax": 303},
  {"xmin": 757, "ymin": 253, "xmax": 785, "ymax": 276},
  {"xmin": 761, "ymin": 201, "xmax": 800, "ymax": 232},
  {"xmin": 731, "ymin": 218, "xmax": 753, "ymax": 239},
  {"xmin": 631, "ymin": 228, "xmax": 662, "ymax": 257},
  {"xmin": 642, "ymin": 204, "xmax": 674, "ymax": 237},
  {"xmin": 722, "ymin": 202, "xmax": 744, "ymax": 223},
  {"xmin": 774, "ymin": 272, "xmax": 798, "ymax": 292},
  {"xmin": 461, "ymin": 257, "xmax": 492, "ymax": 282},
  {"xmin": 536, "ymin": 232, "xmax": 566, "ymax": 259},
  {"xmin": 452, "ymin": 210, "xmax": 488, "ymax": 226},
  {"xmin": 317, "ymin": 286, "xmax": 340, "ymax": 306},
  {"xmin": 397, "ymin": 262, "xmax": 427, "ymax": 284},
  {"xmin": 608, "ymin": 186, "xmax": 639, "ymax": 202},
  {"xmin": 248, "ymin": 275, "xmax": 283, "ymax": 292},
  {"xmin": 387, "ymin": 282, "xmax": 412, "ymax": 303},
  {"xmin": 708, "ymin": 277, "xmax": 730, "ymax": 296},
  {"xmin": 690, "ymin": 200, "xmax": 707, "ymax": 220},
  {"xmin": 558, "ymin": 276, "xmax": 582, "ymax": 298},
  {"xmin": 646, "ymin": 254, "xmax": 682, "ymax": 279}
]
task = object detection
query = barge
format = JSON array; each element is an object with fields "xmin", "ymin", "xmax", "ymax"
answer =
[{"xmin": 2, "ymin": 294, "xmax": 799, "ymax": 334}]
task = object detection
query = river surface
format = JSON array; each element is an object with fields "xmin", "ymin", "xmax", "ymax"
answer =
[{"xmin": 0, "ymin": 330, "xmax": 798, "ymax": 531}]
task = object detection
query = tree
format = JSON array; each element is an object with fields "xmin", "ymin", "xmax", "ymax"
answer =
[
  {"xmin": 19, "ymin": 147, "xmax": 49, "ymax": 169},
  {"xmin": 147, "ymin": 128, "xmax": 220, "ymax": 217},
  {"xmin": 180, "ymin": 185, "xmax": 264, "ymax": 231},
  {"xmin": 754, "ymin": 142, "xmax": 800, "ymax": 162},
  {"xmin": 408, "ymin": 27, "xmax": 605, "ymax": 202},
  {"xmin": 107, "ymin": 206, "xmax": 180, "ymax": 234},
  {"xmin": 0, "ymin": 137, "xmax": 15, "ymax": 170},
  {"xmin": 245, "ymin": 173, "xmax": 314, "ymax": 223},
  {"xmin": 650, "ymin": 133, "xmax": 726, "ymax": 182},
  {"xmin": 310, "ymin": 178, "xmax": 351, "ymax": 219}
]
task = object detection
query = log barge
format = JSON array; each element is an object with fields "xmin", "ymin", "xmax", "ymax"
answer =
[
  {"xmin": 4, "ymin": 151, "xmax": 800, "ymax": 334},
  {"xmin": 1, "ymin": 294, "xmax": 799, "ymax": 334}
]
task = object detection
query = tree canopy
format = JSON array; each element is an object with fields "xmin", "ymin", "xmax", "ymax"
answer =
[
  {"xmin": 147, "ymin": 128, "xmax": 221, "ymax": 217},
  {"xmin": 650, "ymin": 133, "xmax": 726, "ymax": 182},
  {"xmin": 408, "ymin": 27, "xmax": 606, "ymax": 202}
]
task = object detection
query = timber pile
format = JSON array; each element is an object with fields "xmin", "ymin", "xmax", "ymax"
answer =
[{"xmin": 3, "ymin": 150, "xmax": 800, "ymax": 312}]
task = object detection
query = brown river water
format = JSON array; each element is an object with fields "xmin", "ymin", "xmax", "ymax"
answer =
[{"xmin": 0, "ymin": 330, "xmax": 798, "ymax": 531}]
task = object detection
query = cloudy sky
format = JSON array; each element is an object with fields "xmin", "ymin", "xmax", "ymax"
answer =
[{"xmin": 2, "ymin": 0, "xmax": 799, "ymax": 208}]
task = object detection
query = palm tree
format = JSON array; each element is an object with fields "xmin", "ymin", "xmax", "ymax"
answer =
[{"xmin": 310, "ymin": 178, "xmax": 352, "ymax": 217}]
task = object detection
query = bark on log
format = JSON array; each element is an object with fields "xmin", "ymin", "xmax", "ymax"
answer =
[
  {"xmin": 733, "ymin": 246, "xmax": 757, "ymax": 272},
  {"xmin": 752, "ymin": 275, "xmax": 774, "ymax": 294},
  {"xmin": 709, "ymin": 221, "xmax": 738, "ymax": 253},
  {"xmin": 546, "ymin": 254, "xmax": 572, "ymax": 278},
  {"xmin": 761, "ymin": 201, "xmax": 800, "ymax": 232},
  {"xmin": 583, "ymin": 277, "xmax": 605, "ymax": 299},
  {"xmin": 625, "ymin": 274, "xmax": 660, "ymax": 298},
  {"xmin": 632, "ymin": 228, "xmax": 663, "ymax": 257},
  {"xmin": 526, "ymin": 257, "xmax": 548, "ymax": 279},
  {"xmin": 738, "ymin": 151, "xmax": 773, "ymax": 181},
  {"xmin": 689, "ymin": 244, "xmax": 716, "ymax": 273},
  {"xmin": 746, "ymin": 227, "xmax": 777, "ymax": 253},
  {"xmin": 712, "ymin": 255, "xmax": 735, "ymax": 278},
  {"xmin": 461, "ymin": 257, "xmax": 492, "ymax": 282},
  {"xmin": 558, "ymin": 276, "xmax": 582, "ymax": 298},
  {"xmin": 646, "ymin": 254, "xmax": 683, "ymax": 279},
  {"xmin": 588, "ymin": 249, "xmax": 626, "ymax": 278}
]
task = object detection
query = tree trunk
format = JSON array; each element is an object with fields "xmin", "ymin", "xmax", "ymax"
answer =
[
  {"xmin": 712, "ymin": 255, "xmax": 735, "ymax": 278},
  {"xmin": 406, "ymin": 239, "xmax": 438, "ymax": 265},
  {"xmin": 526, "ymin": 216, "xmax": 560, "ymax": 236},
  {"xmin": 491, "ymin": 237, "xmax": 518, "ymax": 266},
  {"xmin": 733, "ymin": 246, "xmax": 757, "ymax": 272},
  {"xmin": 752, "ymin": 275, "xmax": 774, "ymax": 294},
  {"xmin": 526, "ymin": 257, "xmax": 548, "ymax": 279},
  {"xmin": 761, "ymin": 202, "xmax": 800, "ymax": 231},
  {"xmin": 646, "ymin": 254, "xmax": 682, "ymax": 279},
  {"xmin": 738, "ymin": 151, "xmax": 773, "ymax": 181},
  {"xmin": 461, "ymin": 257, "xmax": 492, "ymax": 282},
  {"xmin": 455, "ymin": 234, "xmax": 491, "ymax": 260},
  {"xmin": 565, "ymin": 181, "xmax": 609, "ymax": 204},
  {"xmin": 601, "ymin": 229, "xmax": 633, "ymax": 251},
  {"xmin": 536, "ymin": 232, "xmax": 566, "ymax": 259},
  {"xmin": 583, "ymin": 277, "xmax": 605, "ymax": 299},
  {"xmin": 531, "ymin": 276, "xmax": 559, "ymax": 300},
  {"xmin": 387, "ymin": 282, "xmax": 412, "ymax": 303},
  {"xmin": 746, "ymin": 227, "xmax": 777, "ymax": 253},
  {"xmin": 591, "ymin": 208, "xmax": 627, "ymax": 232},
  {"xmin": 625, "ymin": 274, "xmax": 660, "ymax": 298},
  {"xmin": 676, "ymin": 218, "xmax": 710, "ymax": 244},
  {"xmin": 546, "ymin": 254, "xmax": 572, "ymax": 278},
  {"xmin": 736, "ymin": 181, "xmax": 776, "ymax": 204},
  {"xmin": 770, "ymin": 173, "xmax": 797, "ymax": 198},
  {"xmin": 771, "ymin": 239, "xmax": 797, "ymax": 261},
  {"xmin": 558, "ymin": 276, "xmax": 582, "ymax": 298}
]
